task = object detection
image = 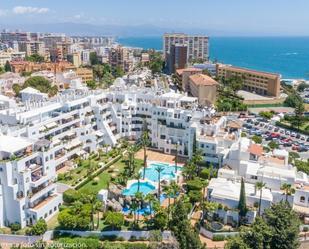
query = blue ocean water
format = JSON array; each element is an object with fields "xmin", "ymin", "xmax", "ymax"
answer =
[{"xmin": 117, "ymin": 36, "xmax": 309, "ymax": 79}]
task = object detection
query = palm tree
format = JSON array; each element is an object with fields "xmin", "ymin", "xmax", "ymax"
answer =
[
  {"xmin": 72, "ymin": 201, "xmax": 83, "ymax": 214},
  {"xmin": 281, "ymin": 183, "xmax": 295, "ymax": 202},
  {"xmin": 201, "ymin": 179, "xmax": 209, "ymax": 214},
  {"xmin": 202, "ymin": 202, "xmax": 218, "ymax": 221},
  {"xmin": 155, "ymin": 165, "xmax": 164, "ymax": 199},
  {"xmin": 141, "ymin": 119, "xmax": 150, "ymax": 180},
  {"xmin": 131, "ymin": 200, "xmax": 139, "ymax": 225},
  {"xmin": 81, "ymin": 192, "xmax": 98, "ymax": 230},
  {"xmin": 94, "ymin": 201, "xmax": 102, "ymax": 229},
  {"xmin": 192, "ymin": 149, "xmax": 203, "ymax": 175},
  {"xmin": 183, "ymin": 160, "xmax": 197, "ymax": 180},
  {"xmin": 255, "ymin": 181, "xmax": 266, "ymax": 216},
  {"xmin": 127, "ymin": 145, "xmax": 136, "ymax": 176},
  {"xmin": 163, "ymin": 185, "xmax": 173, "ymax": 222},
  {"xmin": 135, "ymin": 191, "xmax": 143, "ymax": 224},
  {"xmin": 135, "ymin": 172, "xmax": 142, "ymax": 192},
  {"xmin": 145, "ymin": 193, "xmax": 156, "ymax": 217}
]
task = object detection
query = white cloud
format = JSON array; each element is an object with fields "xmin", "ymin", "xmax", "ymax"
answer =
[{"xmin": 13, "ymin": 6, "xmax": 49, "ymax": 15}]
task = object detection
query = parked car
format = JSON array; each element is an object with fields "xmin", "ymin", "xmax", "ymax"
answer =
[
  {"xmin": 285, "ymin": 131, "xmax": 291, "ymax": 136},
  {"xmin": 298, "ymin": 146, "xmax": 308, "ymax": 152},
  {"xmin": 291, "ymin": 132, "xmax": 296, "ymax": 137}
]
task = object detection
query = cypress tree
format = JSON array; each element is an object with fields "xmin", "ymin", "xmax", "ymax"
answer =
[
  {"xmin": 4, "ymin": 61, "xmax": 11, "ymax": 72},
  {"xmin": 238, "ymin": 178, "xmax": 247, "ymax": 221},
  {"xmin": 192, "ymin": 131, "xmax": 197, "ymax": 154}
]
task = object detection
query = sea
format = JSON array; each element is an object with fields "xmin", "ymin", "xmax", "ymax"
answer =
[{"xmin": 117, "ymin": 36, "xmax": 309, "ymax": 80}]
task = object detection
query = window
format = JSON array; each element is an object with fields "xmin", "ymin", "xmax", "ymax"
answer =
[{"xmin": 300, "ymin": 196, "xmax": 305, "ymax": 203}]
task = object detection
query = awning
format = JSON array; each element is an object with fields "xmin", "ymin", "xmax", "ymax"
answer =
[
  {"xmin": 95, "ymin": 130, "xmax": 104, "ymax": 137},
  {"xmin": 45, "ymin": 122, "xmax": 58, "ymax": 129},
  {"xmin": 65, "ymin": 139, "xmax": 82, "ymax": 150},
  {"xmin": 52, "ymin": 139, "xmax": 61, "ymax": 146},
  {"xmin": 39, "ymin": 126, "xmax": 46, "ymax": 132},
  {"xmin": 77, "ymin": 150, "xmax": 86, "ymax": 156}
]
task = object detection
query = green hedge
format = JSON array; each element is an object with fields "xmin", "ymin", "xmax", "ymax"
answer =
[{"xmin": 276, "ymin": 121, "xmax": 309, "ymax": 136}]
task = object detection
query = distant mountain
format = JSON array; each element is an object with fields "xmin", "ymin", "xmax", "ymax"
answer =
[{"xmin": 0, "ymin": 22, "xmax": 257, "ymax": 37}]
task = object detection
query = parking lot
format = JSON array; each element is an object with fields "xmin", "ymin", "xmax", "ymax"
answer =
[{"xmin": 242, "ymin": 117, "xmax": 309, "ymax": 159}]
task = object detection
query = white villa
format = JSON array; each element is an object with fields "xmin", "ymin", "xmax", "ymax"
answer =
[{"xmin": 206, "ymin": 137, "xmax": 309, "ymax": 223}]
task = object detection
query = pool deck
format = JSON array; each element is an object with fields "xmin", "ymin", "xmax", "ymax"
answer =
[{"xmin": 135, "ymin": 149, "xmax": 187, "ymax": 165}]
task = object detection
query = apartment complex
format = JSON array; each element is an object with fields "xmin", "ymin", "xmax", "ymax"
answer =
[
  {"xmin": 75, "ymin": 68, "xmax": 94, "ymax": 83},
  {"xmin": 163, "ymin": 33, "xmax": 209, "ymax": 63},
  {"xmin": 217, "ymin": 64, "xmax": 281, "ymax": 97},
  {"xmin": 10, "ymin": 61, "xmax": 76, "ymax": 74},
  {"xmin": 166, "ymin": 44, "xmax": 188, "ymax": 74},
  {"xmin": 109, "ymin": 46, "xmax": 134, "ymax": 72},
  {"xmin": 18, "ymin": 41, "xmax": 45, "ymax": 57},
  {"xmin": 0, "ymin": 83, "xmax": 241, "ymax": 228},
  {"xmin": 176, "ymin": 67, "xmax": 202, "ymax": 91},
  {"xmin": 0, "ymin": 49, "xmax": 26, "ymax": 66},
  {"xmin": 189, "ymin": 74, "xmax": 219, "ymax": 105}
]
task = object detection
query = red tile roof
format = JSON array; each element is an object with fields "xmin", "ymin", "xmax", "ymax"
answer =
[
  {"xmin": 248, "ymin": 144, "xmax": 263, "ymax": 156},
  {"xmin": 189, "ymin": 74, "xmax": 219, "ymax": 86}
]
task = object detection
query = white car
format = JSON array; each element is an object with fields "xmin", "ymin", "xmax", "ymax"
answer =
[
  {"xmin": 291, "ymin": 132, "xmax": 296, "ymax": 137},
  {"xmin": 300, "ymin": 135, "xmax": 306, "ymax": 141},
  {"xmin": 286, "ymin": 131, "xmax": 290, "ymax": 136}
]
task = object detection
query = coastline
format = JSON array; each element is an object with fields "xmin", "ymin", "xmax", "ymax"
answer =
[{"xmin": 117, "ymin": 36, "xmax": 309, "ymax": 80}]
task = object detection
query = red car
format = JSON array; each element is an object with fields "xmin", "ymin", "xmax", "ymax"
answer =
[{"xmin": 271, "ymin": 133, "xmax": 280, "ymax": 138}]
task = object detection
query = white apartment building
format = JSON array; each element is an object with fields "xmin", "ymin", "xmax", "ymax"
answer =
[
  {"xmin": 0, "ymin": 79, "xmax": 242, "ymax": 228},
  {"xmin": 0, "ymin": 135, "xmax": 62, "ymax": 227},
  {"xmin": 163, "ymin": 33, "xmax": 209, "ymax": 62}
]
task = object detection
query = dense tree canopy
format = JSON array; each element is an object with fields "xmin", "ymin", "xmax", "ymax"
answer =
[
  {"xmin": 284, "ymin": 93, "xmax": 303, "ymax": 108},
  {"xmin": 225, "ymin": 202, "xmax": 300, "ymax": 249},
  {"xmin": 149, "ymin": 52, "xmax": 164, "ymax": 74},
  {"xmin": 13, "ymin": 76, "xmax": 58, "ymax": 97},
  {"xmin": 25, "ymin": 54, "xmax": 45, "ymax": 63},
  {"xmin": 170, "ymin": 199, "xmax": 203, "ymax": 249}
]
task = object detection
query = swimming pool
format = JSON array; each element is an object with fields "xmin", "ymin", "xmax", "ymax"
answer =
[
  {"xmin": 141, "ymin": 162, "xmax": 182, "ymax": 182},
  {"xmin": 122, "ymin": 181, "xmax": 156, "ymax": 196}
]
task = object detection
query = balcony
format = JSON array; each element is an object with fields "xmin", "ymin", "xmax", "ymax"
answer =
[
  {"xmin": 29, "ymin": 182, "xmax": 55, "ymax": 201},
  {"xmin": 29, "ymin": 194, "xmax": 61, "ymax": 212},
  {"xmin": 166, "ymin": 123, "xmax": 185, "ymax": 130}
]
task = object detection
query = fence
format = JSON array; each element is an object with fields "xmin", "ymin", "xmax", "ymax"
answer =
[
  {"xmin": 0, "ymin": 234, "xmax": 41, "ymax": 244},
  {"xmin": 200, "ymin": 226, "xmax": 238, "ymax": 240},
  {"xmin": 43, "ymin": 230, "xmax": 173, "ymax": 241}
]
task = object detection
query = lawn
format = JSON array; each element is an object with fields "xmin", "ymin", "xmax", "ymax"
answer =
[
  {"xmin": 78, "ymin": 158, "xmax": 144, "ymax": 194},
  {"xmin": 47, "ymin": 213, "xmax": 60, "ymax": 230},
  {"xmin": 58, "ymin": 148, "xmax": 123, "ymax": 186}
]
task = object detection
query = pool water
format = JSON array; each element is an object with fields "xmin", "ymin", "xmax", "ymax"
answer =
[
  {"xmin": 122, "ymin": 181, "xmax": 156, "ymax": 196},
  {"xmin": 142, "ymin": 162, "xmax": 182, "ymax": 182},
  {"xmin": 122, "ymin": 194, "xmax": 167, "ymax": 215}
]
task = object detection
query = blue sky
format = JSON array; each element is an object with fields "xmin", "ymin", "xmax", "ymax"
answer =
[{"xmin": 1, "ymin": 0, "xmax": 309, "ymax": 35}]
